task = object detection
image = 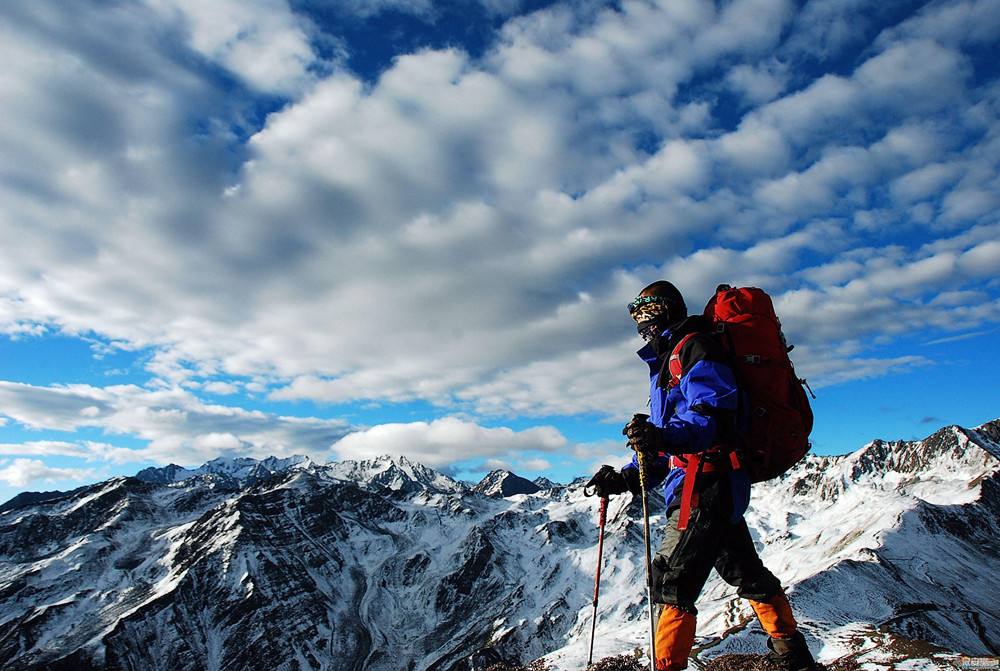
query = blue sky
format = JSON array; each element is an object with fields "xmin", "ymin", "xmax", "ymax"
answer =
[{"xmin": 1, "ymin": 0, "xmax": 998, "ymax": 502}]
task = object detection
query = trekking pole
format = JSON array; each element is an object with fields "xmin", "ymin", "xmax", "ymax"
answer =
[
  {"xmin": 635, "ymin": 449, "xmax": 657, "ymax": 671},
  {"xmin": 587, "ymin": 494, "xmax": 609, "ymax": 667}
]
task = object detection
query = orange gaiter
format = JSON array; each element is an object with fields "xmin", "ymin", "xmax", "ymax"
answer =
[
  {"xmin": 749, "ymin": 592, "xmax": 798, "ymax": 639},
  {"xmin": 655, "ymin": 605, "xmax": 697, "ymax": 670}
]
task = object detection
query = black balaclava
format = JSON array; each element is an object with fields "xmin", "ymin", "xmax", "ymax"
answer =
[{"xmin": 629, "ymin": 280, "xmax": 688, "ymax": 354}]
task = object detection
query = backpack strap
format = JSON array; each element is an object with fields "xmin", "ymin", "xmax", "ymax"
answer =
[{"xmin": 667, "ymin": 333, "xmax": 698, "ymax": 388}]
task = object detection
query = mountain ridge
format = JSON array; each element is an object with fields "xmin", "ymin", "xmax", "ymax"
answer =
[{"xmin": 0, "ymin": 418, "xmax": 997, "ymax": 670}]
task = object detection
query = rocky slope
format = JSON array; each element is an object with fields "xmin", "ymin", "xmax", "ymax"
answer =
[
  {"xmin": 472, "ymin": 471, "xmax": 541, "ymax": 498},
  {"xmin": 0, "ymin": 420, "xmax": 997, "ymax": 670},
  {"xmin": 544, "ymin": 420, "xmax": 1000, "ymax": 670}
]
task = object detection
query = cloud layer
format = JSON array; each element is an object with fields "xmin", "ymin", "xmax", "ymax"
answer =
[
  {"xmin": 330, "ymin": 417, "xmax": 567, "ymax": 469},
  {"xmin": 1, "ymin": 0, "xmax": 999, "ymax": 484},
  {"xmin": 0, "ymin": 459, "xmax": 96, "ymax": 488},
  {"xmin": 0, "ymin": 381, "xmax": 350, "ymax": 465}
]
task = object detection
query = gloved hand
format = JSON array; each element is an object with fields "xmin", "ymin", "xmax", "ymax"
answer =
[
  {"xmin": 623, "ymin": 412, "xmax": 668, "ymax": 455},
  {"xmin": 585, "ymin": 465, "xmax": 629, "ymax": 497},
  {"xmin": 621, "ymin": 466, "xmax": 642, "ymax": 496}
]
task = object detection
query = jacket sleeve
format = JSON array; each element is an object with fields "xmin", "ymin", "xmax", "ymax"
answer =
[{"xmin": 657, "ymin": 335, "xmax": 738, "ymax": 454}]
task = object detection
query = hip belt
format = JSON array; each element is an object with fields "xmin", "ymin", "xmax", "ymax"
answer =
[{"xmin": 670, "ymin": 449, "xmax": 742, "ymax": 531}]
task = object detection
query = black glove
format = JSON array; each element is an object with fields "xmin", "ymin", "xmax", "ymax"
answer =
[
  {"xmin": 585, "ymin": 465, "xmax": 629, "ymax": 497},
  {"xmin": 621, "ymin": 466, "xmax": 642, "ymax": 496},
  {"xmin": 623, "ymin": 412, "xmax": 667, "ymax": 455}
]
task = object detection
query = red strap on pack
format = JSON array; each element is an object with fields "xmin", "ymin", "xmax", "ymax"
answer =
[
  {"xmin": 667, "ymin": 333, "xmax": 698, "ymax": 387},
  {"xmin": 676, "ymin": 454, "xmax": 701, "ymax": 531}
]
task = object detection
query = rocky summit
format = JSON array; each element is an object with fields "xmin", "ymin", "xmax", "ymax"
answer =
[
  {"xmin": 472, "ymin": 470, "xmax": 542, "ymax": 498},
  {"xmin": 0, "ymin": 420, "xmax": 998, "ymax": 670}
]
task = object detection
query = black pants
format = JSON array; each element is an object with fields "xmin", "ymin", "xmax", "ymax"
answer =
[{"xmin": 652, "ymin": 475, "xmax": 782, "ymax": 613}]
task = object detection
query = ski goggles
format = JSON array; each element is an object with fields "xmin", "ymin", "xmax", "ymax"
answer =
[{"xmin": 627, "ymin": 295, "xmax": 670, "ymax": 317}]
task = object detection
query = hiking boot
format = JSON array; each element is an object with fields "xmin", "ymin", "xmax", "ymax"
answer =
[{"xmin": 766, "ymin": 631, "xmax": 818, "ymax": 671}]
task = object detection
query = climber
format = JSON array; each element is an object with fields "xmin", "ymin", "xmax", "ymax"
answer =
[{"xmin": 586, "ymin": 280, "xmax": 817, "ymax": 671}]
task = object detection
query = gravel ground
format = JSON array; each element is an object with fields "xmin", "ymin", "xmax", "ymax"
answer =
[
  {"xmin": 483, "ymin": 652, "xmax": 862, "ymax": 671},
  {"xmin": 701, "ymin": 654, "xmax": 860, "ymax": 671}
]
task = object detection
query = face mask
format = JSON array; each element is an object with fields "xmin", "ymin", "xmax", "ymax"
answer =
[
  {"xmin": 632, "ymin": 301, "xmax": 672, "ymax": 344},
  {"xmin": 637, "ymin": 320, "xmax": 662, "ymax": 343}
]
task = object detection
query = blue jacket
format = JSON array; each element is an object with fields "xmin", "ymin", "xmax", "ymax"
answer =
[{"xmin": 622, "ymin": 317, "xmax": 750, "ymax": 522}]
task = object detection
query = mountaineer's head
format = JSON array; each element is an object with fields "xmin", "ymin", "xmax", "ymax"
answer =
[{"xmin": 627, "ymin": 280, "xmax": 688, "ymax": 343}]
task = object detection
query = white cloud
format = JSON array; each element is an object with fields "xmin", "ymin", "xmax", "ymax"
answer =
[
  {"xmin": 329, "ymin": 417, "xmax": 568, "ymax": 468},
  {"xmin": 959, "ymin": 240, "xmax": 1000, "ymax": 277},
  {"xmin": 923, "ymin": 327, "xmax": 997, "ymax": 346},
  {"xmin": 694, "ymin": 0, "xmax": 794, "ymax": 59},
  {"xmin": 753, "ymin": 124, "xmax": 950, "ymax": 216},
  {"xmin": 0, "ymin": 440, "xmax": 143, "ymax": 468},
  {"xmin": 735, "ymin": 40, "xmax": 968, "ymax": 161},
  {"xmin": 144, "ymin": 0, "xmax": 319, "ymax": 94},
  {"xmin": 456, "ymin": 341, "xmax": 644, "ymax": 418},
  {"xmin": 890, "ymin": 162, "xmax": 963, "ymax": 204},
  {"xmin": 567, "ymin": 438, "xmax": 633, "ymax": 476},
  {"xmin": 772, "ymin": 237, "xmax": 1000, "ymax": 348},
  {"xmin": 942, "ymin": 186, "xmax": 1000, "ymax": 223},
  {"xmin": 875, "ymin": 0, "xmax": 1000, "ymax": 48},
  {"xmin": 203, "ymin": 381, "xmax": 240, "ymax": 395},
  {"xmin": 0, "ymin": 459, "xmax": 96, "ymax": 488},
  {"xmin": 750, "ymin": 74, "xmax": 860, "ymax": 146},
  {"xmin": 797, "ymin": 353, "xmax": 932, "ymax": 388},
  {"xmin": 715, "ymin": 119, "xmax": 792, "ymax": 176},
  {"xmin": 0, "ymin": 0, "xmax": 997, "ymax": 440},
  {"xmin": 726, "ymin": 60, "xmax": 789, "ymax": 105},
  {"xmin": 480, "ymin": 458, "xmax": 512, "ymax": 472},
  {"xmin": 0, "ymin": 381, "xmax": 351, "ymax": 466},
  {"xmin": 782, "ymin": 0, "xmax": 880, "ymax": 60},
  {"xmin": 311, "ymin": 0, "xmax": 526, "ymax": 21},
  {"xmin": 854, "ymin": 40, "xmax": 969, "ymax": 112},
  {"xmin": 518, "ymin": 457, "xmax": 551, "ymax": 472}
]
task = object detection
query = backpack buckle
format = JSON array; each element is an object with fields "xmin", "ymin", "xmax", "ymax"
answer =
[{"xmin": 744, "ymin": 354, "xmax": 762, "ymax": 364}]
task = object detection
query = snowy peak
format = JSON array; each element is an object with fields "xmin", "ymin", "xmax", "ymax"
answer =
[
  {"xmin": 968, "ymin": 418, "xmax": 1000, "ymax": 459},
  {"xmin": 845, "ymin": 424, "xmax": 998, "ymax": 484},
  {"xmin": 133, "ymin": 462, "xmax": 189, "ymax": 484},
  {"xmin": 134, "ymin": 454, "xmax": 315, "ymax": 486},
  {"xmin": 202, "ymin": 454, "xmax": 315, "ymax": 479},
  {"xmin": 321, "ymin": 454, "xmax": 466, "ymax": 494},
  {"xmin": 532, "ymin": 476, "xmax": 561, "ymax": 490},
  {"xmin": 136, "ymin": 453, "xmax": 468, "ymax": 494},
  {"xmin": 472, "ymin": 470, "xmax": 541, "ymax": 498},
  {"xmin": 772, "ymin": 421, "xmax": 1000, "ymax": 511}
]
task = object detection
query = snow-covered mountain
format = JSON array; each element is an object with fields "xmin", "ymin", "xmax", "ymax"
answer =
[
  {"xmin": 546, "ymin": 420, "xmax": 1000, "ymax": 670},
  {"xmin": 134, "ymin": 454, "xmax": 316, "ymax": 487},
  {"xmin": 472, "ymin": 470, "xmax": 541, "ymax": 498},
  {"xmin": 532, "ymin": 477, "xmax": 561, "ymax": 491},
  {"xmin": 322, "ymin": 453, "xmax": 467, "ymax": 495},
  {"xmin": 0, "ymin": 420, "xmax": 997, "ymax": 670}
]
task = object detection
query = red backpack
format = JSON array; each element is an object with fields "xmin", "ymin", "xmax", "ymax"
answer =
[{"xmin": 702, "ymin": 285, "xmax": 814, "ymax": 482}]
